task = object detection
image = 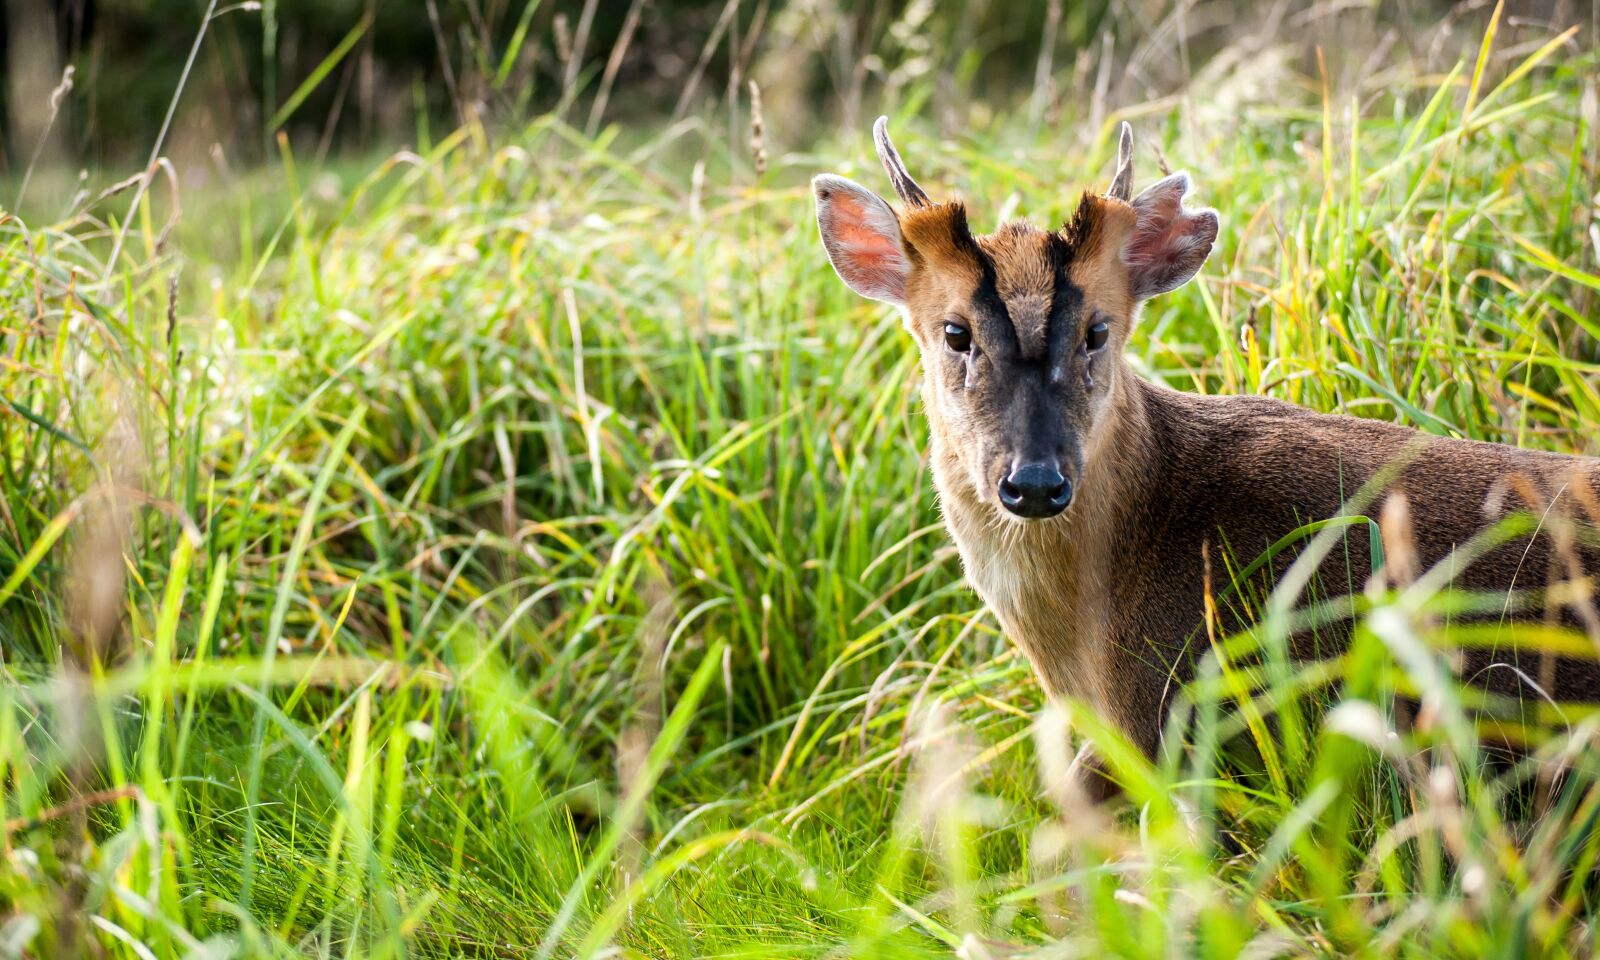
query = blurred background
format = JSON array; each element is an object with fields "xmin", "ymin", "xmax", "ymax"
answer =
[
  {"xmin": 2, "ymin": 0, "xmax": 1592, "ymax": 208},
  {"xmin": 4, "ymin": 1, "xmax": 1600, "ymax": 955}
]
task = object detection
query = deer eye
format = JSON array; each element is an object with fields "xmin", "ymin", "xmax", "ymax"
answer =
[
  {"xmin": 1085, "ymin": 321, "xmax": 1110, "ymax": 351},
  {"xmin": 944, "ymin": 322, "xmax": 972, "ymax": 353}
]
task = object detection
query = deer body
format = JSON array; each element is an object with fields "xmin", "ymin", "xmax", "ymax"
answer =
[
  {"xmin": 942, "ymin": 377, "xmax": 1600, "ymax": 763},
  {"xmin": 814, "ymin": 119, "xmax": 1600, "ymax": 793}
]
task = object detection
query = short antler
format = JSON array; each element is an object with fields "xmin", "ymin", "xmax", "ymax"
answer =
[
  {"xmin": 873, "ymin": 116, "xmax": 931, "ymax": 209},
  {"xmin": 1107, "ymin": 122, "xmax": 1134, "ymax": 202}
]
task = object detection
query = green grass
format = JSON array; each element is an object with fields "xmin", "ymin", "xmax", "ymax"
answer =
[{"xmin": 5, "ymin": 15, "xmax": 1600, "ymax": 959}]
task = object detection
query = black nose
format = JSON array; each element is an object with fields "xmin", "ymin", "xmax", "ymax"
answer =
[{"xmin": 998, "ymin": 463, "xmax": 1072, "ymax": 518}]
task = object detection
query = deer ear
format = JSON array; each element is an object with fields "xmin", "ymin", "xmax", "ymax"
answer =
[
  {"xmin": 1124, "ymin": 172, "xmax": 1219, "ymax": 300},
  {"xmin": 813, "ymin": 174, "xmax": 910, "ymax": 307}
]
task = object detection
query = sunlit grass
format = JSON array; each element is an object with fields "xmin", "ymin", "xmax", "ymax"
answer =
[{"xmin": 3, "ymin": 11, "xmax": 1600, "ymax": 958}]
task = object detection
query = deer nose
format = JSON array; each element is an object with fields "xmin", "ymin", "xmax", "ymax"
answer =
[{"xmin": 998, "ymin": 463, "xmax": 1072, "ymax": 518}]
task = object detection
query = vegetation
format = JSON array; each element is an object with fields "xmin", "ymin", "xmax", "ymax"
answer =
[{"xmin": 3, "ymin": 3, "xmax": 1600, "ymax": 957}]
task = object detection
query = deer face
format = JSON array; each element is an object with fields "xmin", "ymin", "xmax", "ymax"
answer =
[{"xmin": 814, "ymin": 120, "xmax": 1218, "ymax": 521}]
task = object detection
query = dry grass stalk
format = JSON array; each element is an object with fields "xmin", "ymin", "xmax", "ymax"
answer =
[
  {"xmin": 748, "ymin": 80, "xmax": 768, "ymax": 177},
  {"xmin": 1379, "ymin": 492, "xmax": 1419, "ymax": 590},
  {"xmin": 553, "ymin": 14, "xmax": 573, "ymax": 71},
  {"xmin": 585, "ymin": 0, "xmax": 646, "ymax": 136},
  {"xmin": 560, "ymin": 0, "xmax": 600, "ymax": 102},
  {"xmin": 3, "ymin": 785, "xmax": 140, "ymax": 834},
  {"xmin": 14, "ymin": 64, "xmax": 74, "ymax": 209}
]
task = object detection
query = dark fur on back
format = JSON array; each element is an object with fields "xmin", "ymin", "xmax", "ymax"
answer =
[{"xmin": 1097, "ymin": 381, "xmax": 1600, "ymax": 758}]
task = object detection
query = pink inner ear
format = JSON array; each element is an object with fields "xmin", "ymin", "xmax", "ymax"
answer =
[
  {"xmin": 1126, "ymin": 183, "xmax": 1183, "ymax": 266},
  {"xmin": 818, "ymin": 185, "xmax": 910, "ymax": 305},
  {"xmin": 1125, "ymin": 175, "xmax": 1217, "ymax": 300},
  {"xmin": 830, "ymin": 192, "xmax": 903, "ymax": 264}
]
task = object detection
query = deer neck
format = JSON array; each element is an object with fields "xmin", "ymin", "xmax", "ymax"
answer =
[{"xmin": 929, "ymin": 365, "xmax": 1157, "ymax": 698}]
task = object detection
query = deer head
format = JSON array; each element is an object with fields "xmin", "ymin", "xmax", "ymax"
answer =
[{"xmin": 814, "ymin": 119, "xmax": 1218, "ymax": 521}]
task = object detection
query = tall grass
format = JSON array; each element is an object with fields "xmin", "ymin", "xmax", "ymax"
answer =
[{"xmin": 3, "ymin": 8, "xmax": 1600, "ymax": 958}]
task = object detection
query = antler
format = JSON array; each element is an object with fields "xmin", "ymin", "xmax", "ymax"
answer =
[
  {"xmin": 1107, "ymin": 121, "xmax": 1134, "ymax": 202},
  {"xmin": 873, "ymin": 116, "xmax": 931, "ymax": 209}
]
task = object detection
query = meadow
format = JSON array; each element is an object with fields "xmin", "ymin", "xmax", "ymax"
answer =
[{"xmin": 4, "ymin": 4, "xmax": 1600, "ymax": 957}]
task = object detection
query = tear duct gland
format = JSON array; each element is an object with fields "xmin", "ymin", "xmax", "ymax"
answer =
[{"xmin": 814, "ymin": 118, "xmax": 1600, "ymax": 799}]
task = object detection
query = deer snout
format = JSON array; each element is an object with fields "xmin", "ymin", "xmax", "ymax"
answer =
[{"xmin": 997, "ymin": 463, "xmax": 1072, "ymax": 519}]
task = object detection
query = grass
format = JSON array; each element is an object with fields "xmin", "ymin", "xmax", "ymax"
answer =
[{"xmin": 4, "ymin": 11, "xmax": 1600, "ymax": 958}]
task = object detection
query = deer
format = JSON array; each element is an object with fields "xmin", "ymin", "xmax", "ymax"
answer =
[{"xmin": 813, "ymin": 118, "xmax": 1600, "ymax": 800}]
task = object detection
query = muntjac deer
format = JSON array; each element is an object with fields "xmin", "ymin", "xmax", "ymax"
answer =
[{"xmin": 814, "ymin": 118, "xmax": 1600, "ymax": 798}]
